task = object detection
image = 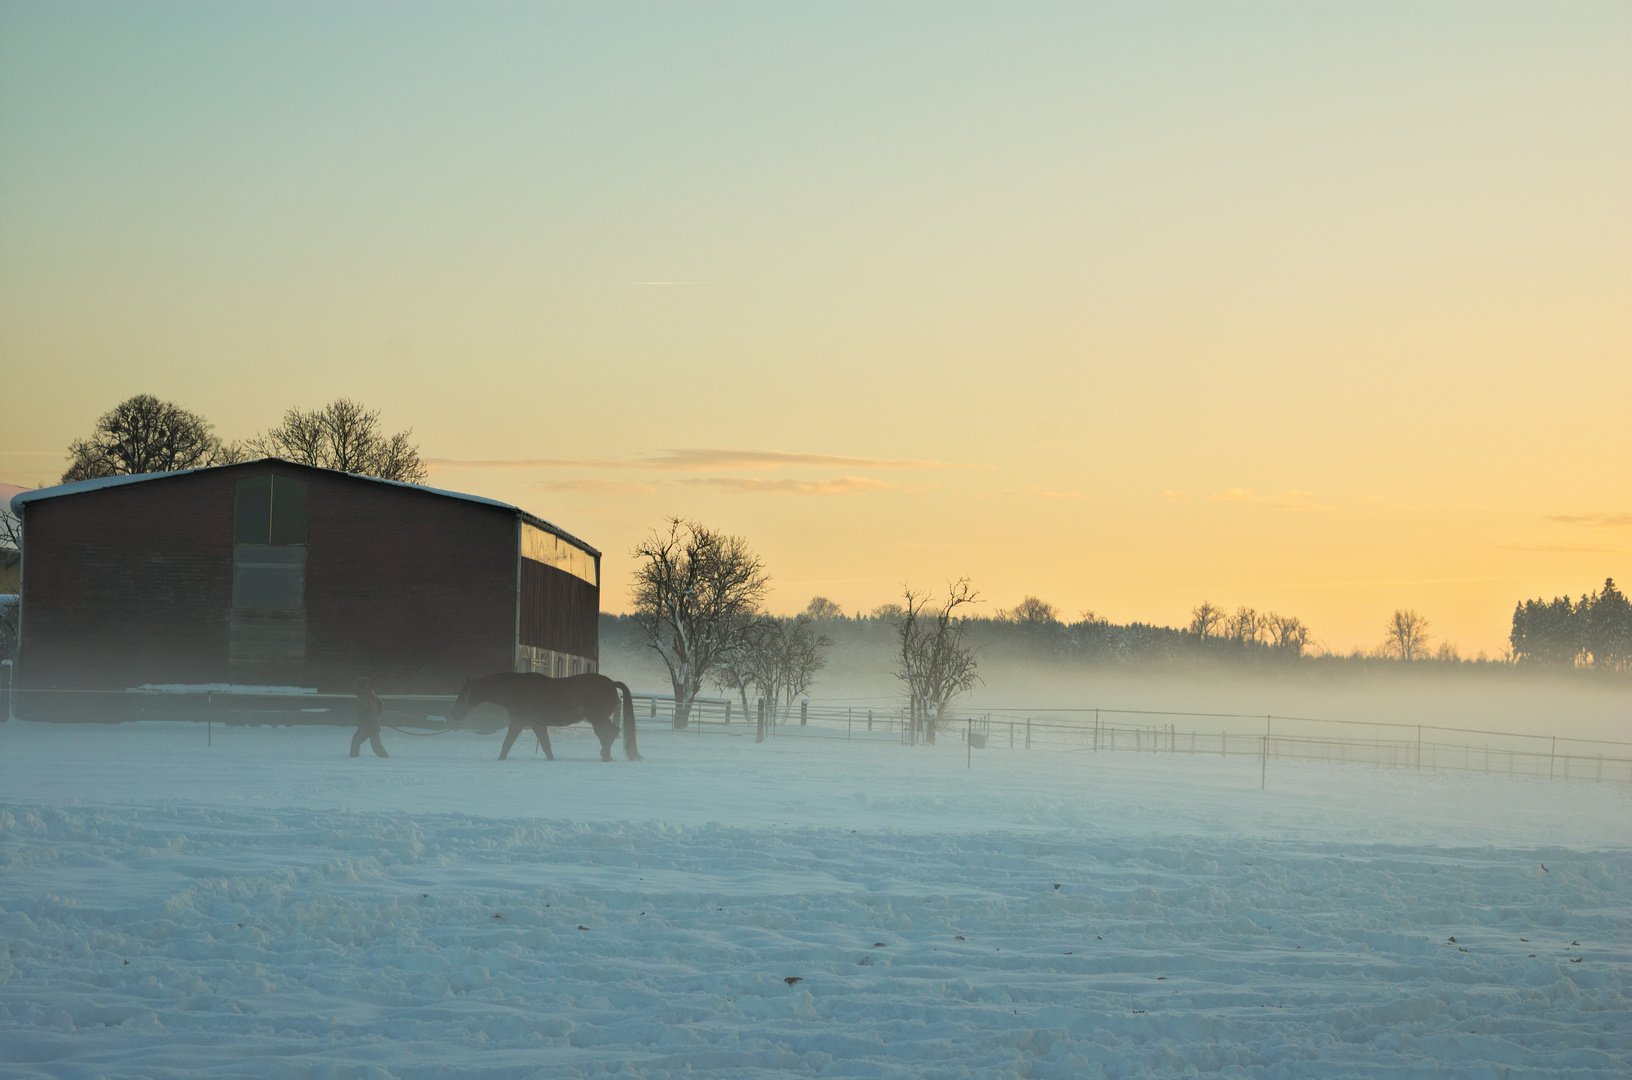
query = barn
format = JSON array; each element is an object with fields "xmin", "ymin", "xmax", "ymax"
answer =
[{"xmin": 7, "ymin": 459, "xmax": 600, "ymax": 696}]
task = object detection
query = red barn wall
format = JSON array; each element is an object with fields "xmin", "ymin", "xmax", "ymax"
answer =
[
  {"xmin": 302, "ymin": 470, "xmax": 517, "ymax": 692},
  {"xmin": 17, "ymin": 470, "xmax": 236, "ymax": 689},
  {"xmin": 16, "ymin": 463, "xmax": 597, "ymax": 696}
]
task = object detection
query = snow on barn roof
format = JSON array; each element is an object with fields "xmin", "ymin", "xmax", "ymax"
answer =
[{"xmin": 8, "ymin": 458, "xmax": 600, "ymax": 558}]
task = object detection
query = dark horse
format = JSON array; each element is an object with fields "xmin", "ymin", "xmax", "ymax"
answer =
[{"xmin": 451, "ymin": 672, "xmax": 641, "ymax": 762}]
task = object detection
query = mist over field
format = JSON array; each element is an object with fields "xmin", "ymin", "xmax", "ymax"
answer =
[{"xmin": 600, "ymin": 614, "xmax": 1631, "ymax": 746}]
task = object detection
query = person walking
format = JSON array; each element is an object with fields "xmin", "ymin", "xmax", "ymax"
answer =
[{"xmin": 350, "ymin": 676, "xmax": 388, "ymax": 758}]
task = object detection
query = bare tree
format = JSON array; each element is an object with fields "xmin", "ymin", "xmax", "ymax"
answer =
[
  {"xmin": 249, "ymin": 398, "xmax": 427, "ymax": 483},
  {"xmin": 894, "ymin": 580, "xmax": 981, "ymax": 744},
  {"xmin": 870, "ymin": 602, "xmax": 905, "ymax": 620},
  {"xmin": 631, "ymin": 518, "xmax": 770, "ymax": 729},
  {"xmin": 719, "ymin": 614, "xmax": 832, "ymax": 725},
  {"xmin": 711, "ymin": 610, "xmax": 776, "ymax": 716},
  {"xmin": 803, "ymin": 596, "xmax": 846, "ymax": 620},
  {"xmin": 1005, "ymin": 596, "xmax": 1061, "ymax": 626},
  {"xmin": 1226, "ymin": 606, "xmax": 1263, "ymax": 645},
  {"xmin": 1265, "ymin": 613, "xmax": 1310, "ymax": 656},
  {"xmin": 0, "ymin": 500, "xmax": 21, "ymax": 552},
  {"xmin": 1188, "ymin": 601, "xmax": 1224, "ymax": 641},
  {"xmin": 61, "ymin": 395, "xmax": 239, "ymax": 482},
  {"xmin": 1381, "ymin": 609, "xmax": 1432, "ymax": 661},
  {"xmin": 769, "ymin": 615, "xmax": 830, "ymax": 722}
]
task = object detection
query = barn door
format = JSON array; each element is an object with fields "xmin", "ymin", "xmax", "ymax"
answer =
[{"xmin": 229, "ymin": 474, "xmax": 308, "ymax": 682}]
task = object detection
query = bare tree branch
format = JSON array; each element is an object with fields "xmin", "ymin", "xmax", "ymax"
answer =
[
  {"xmin": 61, "ymin": 395, "xmax": 232, "ymax": 482},
  {"xmin": 248, "ymin": 398, "xmax": 427, "ymax": 483},
  {"xmin": 631, "ymin": 518, "xmax": 770, "ymax": 728}
]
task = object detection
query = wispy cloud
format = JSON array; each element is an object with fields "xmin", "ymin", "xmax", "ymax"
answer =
[
  {"xmin": 524, "ymin": 479, "xmax": 658, "ymax": 495},
  {"xmin": 652, "ymin": 449, "xmax": 972, "ymax": 471},
  {"xmin": 1547, "ymin": 512, "xmax": 1632, "ymax": 529},
  {"xmin": 427, "ymin": 456, "xmax": 622, "ymax": 471},
  {"xmin": 680, "ymin": 475, "xmax": 921, "ymax": 496},
  {"xmin": 427, "ymin": 448, "xmax": 980, "ymax": 473},
  {"xmin": 1204, "ymin": 488, "xmax": 1335, "ymax": 512}
]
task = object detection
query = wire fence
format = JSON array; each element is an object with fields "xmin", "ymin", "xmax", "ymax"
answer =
[
  {"xmin": 3, "ymin": 680, "xmax": 1627, "ymax": 785},
  {"xmin": 663, "ymin": 697, "xmax": 1632, "ymax": 786}
]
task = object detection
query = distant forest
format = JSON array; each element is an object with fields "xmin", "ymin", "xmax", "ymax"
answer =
[{"xmin": 602, "ymin": 577, "xmax": 1632, "ymax": 676}]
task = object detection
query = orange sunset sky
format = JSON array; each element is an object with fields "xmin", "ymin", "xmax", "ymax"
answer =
[{"xmin": 2, "ymin": 2, "xmax": 1627, "ymax": 656}]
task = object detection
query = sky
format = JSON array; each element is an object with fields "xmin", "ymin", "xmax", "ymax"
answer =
[{"xmin": 1, "ymin": 1, "xmax": 1628, "ymax": 656}]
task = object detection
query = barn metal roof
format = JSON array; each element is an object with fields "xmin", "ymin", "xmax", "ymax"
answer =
[{"xmin": 8, "ymin": 459, "xmax": 601, "ymax": 558}]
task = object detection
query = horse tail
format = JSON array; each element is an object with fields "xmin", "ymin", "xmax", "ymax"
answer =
[{"xmin": 613, "ymin": 681, "xmax": 641, "ymax": 761}]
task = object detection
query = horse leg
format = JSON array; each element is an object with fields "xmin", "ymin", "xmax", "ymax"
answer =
[
  {"xmin": 499, "ymin": 723, "xmax": 523, "ymax": 760},
  {"xmin": 593, "ymin": 719, "xmax": 616, "ymax": 761},
  {"xmin": 536, "ymin": 724, "xmax": 554, "ymax": 760}
]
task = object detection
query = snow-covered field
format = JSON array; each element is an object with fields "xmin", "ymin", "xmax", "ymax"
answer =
[{"xmin": 1, "ymin": 716, "xmax": 1627, "ymax": 1079}]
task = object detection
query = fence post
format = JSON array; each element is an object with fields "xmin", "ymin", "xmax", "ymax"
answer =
[
  {"xmin": 1416, "ymin": 725, "xmax": 1422, "ymax": 769},
  {"xmin": 801, "ymin": 699, "xmax": 808, "ymax": 726},
  {"xmin": 1025, "ymin": 717, "xmax": 1031, "ymax": 749},
  {"xmin": 1094, "ymin": 709, "xmax": 1100, "ymax": 751},
  {"xmin": 1549, "ymin": 736, "xmax": 1555, "ymax": 780},
  {"xmin": 868, "ymin": 708, "xmax": 873, "ymax": 731},
  {"xmin": 756, "ymin": 698, "xmax": 765, "ymax": 743},
  {"xmin": 847, "ymin": 710, "xmax": 851, "ymax": 742},
  {"xmin": 650, "ymin": 698, "xmax": 656, "ymax": 719},
  {"xmin": 967, "ymin": 719, "xmax": 973, "ymax": 769},
  {"xmin": 725, "ymin": 700, "xmax": 731, "ymax": 725},
  {"xmin": 1260, "ymin": 733, "xmax": 1267, "ymax": 790},
  {"xmin": 1010, "ymin": 721, "xmax": 1014, "ymax": 748}
]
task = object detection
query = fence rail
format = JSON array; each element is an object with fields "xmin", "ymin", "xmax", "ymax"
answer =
[
  {"xmin": 663, "ymin": 698, "xmax": 1632, "ymax": 785},
  {"xmin": 3, "ymin": 684, "xmax": 1626, "ymax": 784}
]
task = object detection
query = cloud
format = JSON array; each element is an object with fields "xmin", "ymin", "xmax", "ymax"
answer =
[
  {"xmin": 1206, "ymin": 487, "xmax": 1258, "ymax": 503},
  {"xmin": 427, "ymin": 456, "xmax": 623, "ymax": 471},
  {"xmin": 427, "ymin": 448, "xmax": 979, "ymax": 472},
  {"xmin": 1547, "ymin": 512, "xmax": 1632, "ymax": 529},
  {"xmin": 1205, "ymin": 488, "xmax": 1335, "ymax": 513},
  {"xmin": 524, "ymin": 479, "xmax": 658, "ymax": 495},
  {"xmin": 680, "ymin": 475, "xmax": 920, "ymax": 496}
]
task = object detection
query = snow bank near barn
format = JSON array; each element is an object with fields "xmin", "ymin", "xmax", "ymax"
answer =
[{"xmin": 1, "ymin": 718, "xmax": 1627, "ymax": 1078}]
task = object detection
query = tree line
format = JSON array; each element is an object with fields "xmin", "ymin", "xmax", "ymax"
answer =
[
  {"xmin": 1509, "ymin": 579, "xmax": 1630, "ymax": 671},
  {"xmin": 739, "ymin": 587, "xmax": 1630, "ymax": 675}
]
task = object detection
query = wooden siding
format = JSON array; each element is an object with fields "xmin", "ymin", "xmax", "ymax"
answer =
[
  {"xmin": 301, "ymin": 469, "xmax": 518, "ymax": 692},
  {"xmin": 519, "ymin": 557, "xmax": 599, "ymax": 660},
  {"xmin": 15, "ymin": 461, "xmax": 598, "ymax": 696},
  {"xmin": 17, "ymin": 469, "xmax": 237, "ymax": 689}
]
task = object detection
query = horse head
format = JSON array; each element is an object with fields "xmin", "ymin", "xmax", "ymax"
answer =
[{"xmin": 450, "ymin": 677, "xmax": 473, "ymax": 722}]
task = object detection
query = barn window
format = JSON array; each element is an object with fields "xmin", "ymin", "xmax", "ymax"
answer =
[
  {"xmin": 234, "ymin": 475, "xmax": 307, "ymax": 545},
  {"xmin": 233, "ymin": 475, "xmax": 308, "ymax": 610}
]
